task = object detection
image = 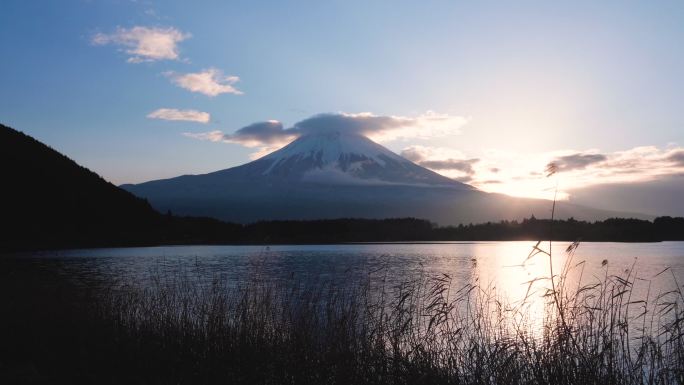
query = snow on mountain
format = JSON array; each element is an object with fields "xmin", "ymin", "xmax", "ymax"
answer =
[
  {"xmin": 226, "ymin": 130, "xmax": 470, "ymax": 187},
  {"xmin": 121, "ymin": 128, "xmax": 645, "ymax": 224}
]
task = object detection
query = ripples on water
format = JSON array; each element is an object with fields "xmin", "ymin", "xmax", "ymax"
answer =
[
  {"xmin": 9, "ymin": 241, "xmax": 683, "ymax": 327},
  {"xmin": 4, "ymin": 241, "xmax": 684, "ymax": 383},
  {"xmin": 13, "ymin": 241, "xmax": 683, "ymax": 284}
]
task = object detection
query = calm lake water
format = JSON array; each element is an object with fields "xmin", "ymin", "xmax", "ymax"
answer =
[
  {"xmin": 6, "ymin": 241, "xmax": 684, "ymax": 338},
  {"xmin": 10, "ymin": 241, "xmax": 684, "ymax": 302}
]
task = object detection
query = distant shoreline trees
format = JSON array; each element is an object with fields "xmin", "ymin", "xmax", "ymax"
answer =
[
  {"xmin": 3, "ymin": 122, "xmax": 682, "ymax": 252},
  {"xmin": 230, "ymin": 216, "xmax": 684, "ymax": 244},
  {"xmin": 6, "ymin": 215, "xmax": 684, "ymax": 252}
]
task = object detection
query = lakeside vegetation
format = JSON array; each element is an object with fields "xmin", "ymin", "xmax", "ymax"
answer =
[
  {"xmin": 2, "ymin": 242, "xmax": 683, "ymax": 384},
  {"xmin": 5, "ymin": 215, "xmax": 684, "ymax": 252},
  {"xmin": 230, "ymin": 216, "xmax": 684, "ymax": 244}
]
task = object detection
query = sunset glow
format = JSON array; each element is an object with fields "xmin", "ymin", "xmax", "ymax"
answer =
[{"xmin": 2, "ymin": 0, "xmax": 683, "ymax": 217}]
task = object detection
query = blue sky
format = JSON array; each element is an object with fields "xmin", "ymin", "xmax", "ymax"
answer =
[{"xmin": 1, "ymin": 1, "xmax": 683, "ymax": 210}]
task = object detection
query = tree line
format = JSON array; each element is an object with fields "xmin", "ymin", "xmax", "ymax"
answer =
[
  {"xmin": 216, "ymin": 216, "xmax": 684, "ymax": 244},
  {"xmin": 3, "ymin": 123, "xmax": 682, "ymax": 251}
]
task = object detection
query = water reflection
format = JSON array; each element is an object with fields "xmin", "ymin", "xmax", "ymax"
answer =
[{"xmin": 6, "ymin": 241, "xmax": 684, "ymax": 337}]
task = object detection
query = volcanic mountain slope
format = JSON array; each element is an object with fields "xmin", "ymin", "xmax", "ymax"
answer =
[
  {"xmin": 122, "ymin": 130, "xmax": 647, "ymax": 225},
  {"xmin": 253, "ymin": 130, "xmax": 469, "ymax": 187}
]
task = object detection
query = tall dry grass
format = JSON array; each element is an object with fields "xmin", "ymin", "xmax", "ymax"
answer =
[{"xmin": 1, "ymin": 240, "xmax": 683, "ymax": 384}]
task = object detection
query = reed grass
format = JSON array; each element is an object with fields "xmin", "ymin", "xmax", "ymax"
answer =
[{"xmin": 1, "ymin": 243, "xmax": 683, "ymax": 384}]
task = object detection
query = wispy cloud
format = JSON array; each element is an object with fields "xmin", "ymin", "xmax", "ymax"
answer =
[
  {"xmin": 293, "ymin": 111, "xmax": 467, "ymax": 142},
  {"xmin": 165, "ymin": 68, "xmax": 242, "ymax": 97},
  {"xmin": 92, "ymin": 26, "xmax": 190, "ymax": 63},
  {"xmin": 546, "ymin": 153, "xmax": 607, "ymax": 172},
  {"xmin": 667, "ymin": 150, "xmax": 684, "ymax": 166},
  {"xmin": 183, "ymin": 121, "xmax": 294, "ymax": 159},
  {"xmin": 401, "ymin": 145, "xmax": 479, "ymax": 181},
  {"xmin": 222, "ymin": 121, "xmax": 295, "ymax": 147},
  {"xmin": 183, "ymin": 130, "xmax": 225, "ymax": 142},
  {"xmin": 409, "ymin": 144, "xmax": 684, "ymax": 200},
  {"xmin": 183, "ymin": 112, "xmax": 467, "ymax": 157},
  {"xmin": 147, "ymin": 108, "xmax": 210, "ymax": 123}
]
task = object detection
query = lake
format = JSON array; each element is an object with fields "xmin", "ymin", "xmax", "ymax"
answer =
[
  {"xmin": 8, "ymin": 241, "xmax": 684, "ymax": 310},
  {"xmin": 4, "ymin": 240, "xmax": 684, "ymax": 354}
]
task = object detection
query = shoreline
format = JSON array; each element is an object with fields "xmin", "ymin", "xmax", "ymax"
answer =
[{"xmin": 2, "ymin": 239, "xmax": 678, "ymax": 256}]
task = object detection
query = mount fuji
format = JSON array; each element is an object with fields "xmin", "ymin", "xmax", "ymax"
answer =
[
  {"xmin": 122, "ymin": 130, "xmax": 644, "ymax": 224},
  {"xmin": 230, "ymin": 130, "xmax": 471, "ymax": 188}
]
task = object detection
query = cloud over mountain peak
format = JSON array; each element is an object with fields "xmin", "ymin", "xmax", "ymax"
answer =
[{"xmin": 183, "ymin": 111, "xmax": 467, "ymax": 157}]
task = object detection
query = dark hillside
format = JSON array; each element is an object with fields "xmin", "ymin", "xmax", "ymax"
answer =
[
  {"xmin": 0, "ymin": 123, "xmax": 239, "ymax": 250},
  {"xmin": 1, "ymin": 123, "xmax": 681, "ymax": 251}
]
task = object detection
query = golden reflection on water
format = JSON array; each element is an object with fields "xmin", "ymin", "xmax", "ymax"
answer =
[
  {"xmin": 19, "ymin": 241, "xmax": 684, "ymax": 341},
  {"xmin": 464, "ymin": 241, "xmax": 580, "ymax": 336}
]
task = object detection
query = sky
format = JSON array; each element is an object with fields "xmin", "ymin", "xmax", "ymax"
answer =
[{"xmin": 1, "ymin": 1, "xmax": 683, "ymax": 214}]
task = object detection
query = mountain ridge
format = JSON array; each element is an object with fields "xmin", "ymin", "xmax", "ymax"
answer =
[
  {"xmin": 122, "ymin": 129, "xmax": 650, "ymax": 224},
  {"xmin": 0, "ymin": 123, "xmax": 240, "ymax": 250},
  {"xmin": 0, "ymin": 123, "xmax": 665, "ymax": 251}
]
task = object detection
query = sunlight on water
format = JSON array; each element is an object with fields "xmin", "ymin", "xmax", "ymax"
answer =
[
  {"xmin": 473, "ymin": 242, "xmax": 555, "ymax": 334},
  {"xmin": 10, "ymin": 241, "xmax": 684, "ymax": 339}
]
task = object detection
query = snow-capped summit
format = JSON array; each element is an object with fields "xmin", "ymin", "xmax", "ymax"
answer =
[
  {"xmin": 122, "ymin": 128, "xmax": 634, "ymax": 225},
  {"xmin": 225, "ymin": 130, "xmax": 470, "ymax": 187}
]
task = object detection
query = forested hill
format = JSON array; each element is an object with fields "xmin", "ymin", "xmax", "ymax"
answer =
[
  {"xmin": 234, "ymin": 216, "xmax": 684, "ymax": 243},
  {"xmin": 0, "ymin": 123, "xmax": 239, "ymax": 250},
  {"xmin": 1, "ymin": 123, "xmax": 681, "ymax": 251}
]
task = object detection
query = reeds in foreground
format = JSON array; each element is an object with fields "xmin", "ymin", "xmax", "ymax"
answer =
[{"xmin": 1, "ymin": 244, "xmax": 683, "ymax": 385}]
